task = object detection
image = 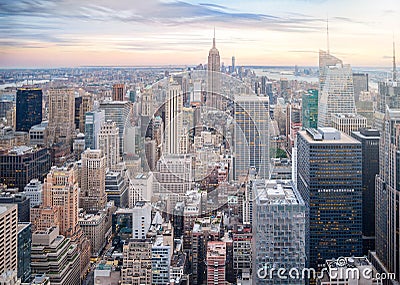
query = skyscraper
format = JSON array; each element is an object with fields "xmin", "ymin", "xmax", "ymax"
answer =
[
  {"xmin": 253, "ymin": 180, "xmax": 306, "ymax": 285},
  {"xmin": 84, "ymin": 109, "xmax": 105, "ymax": 150},
  {"xmin": 112, "ymin": 83, "xmax": 126, "ymax": 101},
  {"xmin": 302, "ymin": 89, "xmax": 318, "ymax": 129},
  {"xmin": 42, "ymin": 164, "xmax": 79, "ymax": 238},
  {"xmin": 234, "ymin": 95, "xmax": 269, "ymax": 180},
  {"xmin": 99, "ymin": 101, "xmax": 132, "ymax": 156},
  {"xmin": 0, "ymin": 204, "xmax": 18, "ymax": 275},
  {"xmin": 80, "ymin": 149, "xmax": 107, "ymax": 213},
  {"xmin": 374, "ymin": 108, "xmax": 400, "ymax": 282},
  {"xmin": 207, "ymin": 30, "xmax": 221, "ymax": 109},
  {"xmin": 206, "ymin": 241, "xmax": 226, "ymax": 285},
  {"xmin": 98, "ymin": 120, "xmax": 120, "ymax": 169},
  {"xmin": 47, "ymin": 88, "xmax": 75, "ymax": 145},
  {"xmin": 297, "ymin": 128, "xmax": 362, "ymax": 269},
  {"xmin": 15, "ymin": 88, "xmax": 42, "ymax": 132},
  {"xmin": 318, "ymin": 51, "xmax": 355, "ymax": 127},
  {"xmin": 353, "ymin": 73, "xmax": 369, "ymax": 102},
  {"xmin": 351, "ymin": 128, "xmax": 380, "ymax": 254},
  {"xmin": 164, "ymin": 80, "xmax": 183, "ymax": 155},
  {"xmin": 17, "ymin": 222, "xmax": 31, "ymax": 282}
]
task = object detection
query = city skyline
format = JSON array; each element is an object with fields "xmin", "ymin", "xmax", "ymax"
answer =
[{"xmin": 0, "ymin": 0, "xmax": 399, "ymax": 68}]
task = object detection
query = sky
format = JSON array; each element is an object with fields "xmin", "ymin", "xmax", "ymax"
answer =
[{"xmin": 0, "ymin": 0, "xmax": 399, "ymax": 68}]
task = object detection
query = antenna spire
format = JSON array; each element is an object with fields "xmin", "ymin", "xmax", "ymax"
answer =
[
  {"xmin": 393, "ymin": 36, "xmax": 397, "ymax": 82},
  {"xmin": 213, "ymin": 27, "xmax": 216, "ymax": 48},
  {"xmin": 326, "ymin": 16, "xmax": 330, "ymax": 54}
]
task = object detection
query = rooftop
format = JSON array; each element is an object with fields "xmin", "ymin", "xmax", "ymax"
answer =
[
  {"xmin": 255, "ymin": 180, "xmax": 302, "ymax": 206},
  {"xmin": 300, "ymin": 128, "xmax": 360, "ymax": 144}
]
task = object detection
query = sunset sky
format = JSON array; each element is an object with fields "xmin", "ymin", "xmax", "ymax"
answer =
[{"xmin": 0, "ymin": 0, "xmax": 399, "ymax": 68}]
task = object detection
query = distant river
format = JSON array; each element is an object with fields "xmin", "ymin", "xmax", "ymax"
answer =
[{"xmin": 0, "ymin": 79, "xmax": 50, "ymax": 90}]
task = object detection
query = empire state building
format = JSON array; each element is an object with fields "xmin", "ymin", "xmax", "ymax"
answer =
[{"xmin": 207, "ymin": 31, "xmax": 221, "ymax": 109}]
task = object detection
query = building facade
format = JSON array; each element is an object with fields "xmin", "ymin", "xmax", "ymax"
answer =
[
  {"xmin": 16, "ymin": 88, "xmax": 42, "ymax": 132},
  {"xmin": 297, "ymin": 128, "xmax": 362, "ymax": 269},
  {"xmin": 0, "ymin": 204, "xmax": 18, "ymax": 275}
]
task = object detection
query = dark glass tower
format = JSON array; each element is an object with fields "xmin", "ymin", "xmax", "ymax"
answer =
[
  {"xmin": 296, "ymin": 127, "xmax": 362, "ymax": 269},
  {"xmin": 16, "ymin": 88, "xmax": 42, "ymax": 132},
  {"xmin": 351, "ymin": 128, "xmax": 380, "ymax": 254}
]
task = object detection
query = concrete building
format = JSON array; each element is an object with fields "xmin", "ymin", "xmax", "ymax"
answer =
[
  {"xmin": 30, "ymin": 227, "xmax": 80, "ymax": 285},
  {"xmin": 297, "ymin": 128, "xmax": 362, "ymax": 269},
  {"xmin": 98, "ymin": 120, "xmax": 120, "ymax": 169},
  {"xmin": 132, "ymin": 202, "xmax": 152, "ymax": 240},
  {"xmin": 331, "ymin": 113, "xmax": 367, "ymax": 135},
  {"xmin": 78, "ymin": 212, "xmax": 107, "ymax": 257},
  {"xmin": 112, "ymin": 84, "xmax": 126, "ymax": 101},
  {"xmin": 129, "ymin": 172, "xmax": 153, "ymax": 208},
  {"xmin": 206, "ymin": 241, "xmax": 226, "ymax": 285},
  {"xmin": 0, "ymin": 192, "xmax": 30, "ymax": 222},
  {"xmin": 234, "ymin": 95, "xmax": 269, "ymax": 180},
  {"xmin": 353, "ymin": 73, "xmax": 369, "ymax": 102},
  {"xmin": 232, "ymin": 225, "xmax": 252, "ymax": 281},
  {"xmin": 152, "ymin": 236, "xmax": 171, "ymax": 285},
  {"xmin": 42, "ymin": 164, "xmax": 79, "ymax": 238},
  {"xmin": 317, "ymin": 257, "xmax": 381, "ymax": 285},
  {"xmin": 0, "ymin": 204, "xmax": 18, "ymax": 275},
  {"xmin": 24, "ymin": 179, "xmax": 43, "ymax": 207},
  {"xmin": 28, "ymin": 121, "xmax": 48, "ymax": 146},
  {"xmin": 80, "ymin": 149, "xmax": 107, "ymax": 213},
  {"xmin": 252, "ymin": 180, "xmax": 306, "ymax": 285},
  {"xmin": 121, "ymin": 239, "xmax": 153, "ymax": 285},
  {"xmin": 47, "ymin": 88, "xmax": 75, "ymax": 145},
  {"xmin": 164, "ymin": 80, "xmax": 184, "ymax": 155}
]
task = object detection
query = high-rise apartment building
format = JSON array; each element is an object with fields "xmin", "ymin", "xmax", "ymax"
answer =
[
  {"xmin": 75, "ymin": 93, "xmax": 94, "ymax": 132},
  {"xmin": 374, "ymin": 108, "xmax": 400, "ymax": 282},
  {"xmin": 98, "ymin": 120, "xmax": 120, "ymax": 169},
  {"xmin": 121, "ymin": 239, "xmax": 153, "ymax": 285},
  {"xmin": 234, "ymin": 95, "xmax": 269, "ymax": 180},
  {"xmin": 84, "ymin": 109, "xmax": 105, "ymax": 149},
  {"xmin": 16, "ymin": 88, "xmax": 42, "ymax": 132},
  {"xmin": 80, "ymin": 149, "xmax": 107, "ymax": 213},
  {"xmin": 47, "ymin": 88, "xmax": 75, "ymax": 145},
  {"xmin": 351, "ymin": 128, "xmax": 380, "ymax": 254},
  {"xmin": 0, "ymin": 192, "xmax": 30, "ymax": 222},
  {"xmin": 232, "ymin": 225, "xmax": 252, "ymax": 281},
  {"xmin": 164, "ymin": 80, "xmax": 183, "ymax": 155},
  {"xmin": 207, "ymin": 32, "xmax": 221, "ymax": 109},
  {"xmin": 318, "ymin": 51, "xmax": 355, "ymax": 127},
  {"xmin": 42, "ymin": 164, "xmax": 79, "ymax": 238},
  {"xmin": 112, "ymin": 83, "xmax": 126, "ymax": 101},
  {"xmin": 252, "ymin": 180, "xmax": 306, "ymax": 285},
  {"xmin": 331, "ymin": 113, "xmax": 367, "ymax": 135},
  {"xmin": 0, "ymin": 146, "xmax": 51, "ymax": 191},
  {"xmin": 302, "ymin": 89, "xmax": 318, "ymax": 129},
  {"xmin": 297, "ymin": 128, "xmax": 362, "ymax": 269},
  {"xmin": 206, "ymin": 241, "xmax": 226, "ymax": 285},
  {"xmin": 0, "ymin": 204, "xmax": 18, "ymax": 275},
  {"xmin": 152, "ymin": 237, "xmax": 172, "ymax": 285},
  {"xmin": 131, "ymin": 201, "xmax": 151, "ymax": 240}
]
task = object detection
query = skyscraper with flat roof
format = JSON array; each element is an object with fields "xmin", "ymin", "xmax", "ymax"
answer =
[
  {"xmin": 0, "ymin": 204, "xmax": 18, "ymax": 275},
  {"xmin": 374, "ymin": 108, "xmax": 400, "ymax": 282},
  {"xmin": 16, "ymin": 88, "xmax": 42, "ymax": 132},
  {"xmin": 302, "ymin": 89, "xmax": 318, "ymax": 129},
  {"xmin": 80, "ymin": 149, "xmax": 106, "ymax": 213},
  {"xmin": 297, "ymin": 127, "xmax": 362, "ymax": 269},
  {"xmin": 351, "ymin": 128, "xmax": 379, "ymax": 254},
  {"xmin": 234, "ymin": 95, "xmax": 269, "ymax": 180},
  {"xmin": 112, "ymin": 83, "xmax": 125, "ymax": 101},
  {"xmin": 164, "ymin": 80, "xmax": 183, "ymax": 155}
]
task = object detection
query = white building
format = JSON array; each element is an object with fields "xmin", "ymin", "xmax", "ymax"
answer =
[
  {"xmin": 129, "ymin": 172, "xmax": 153, "ymax": 208},
  {"xmin": 252, "ymin": 180, "xmax": 306, "ymax": 285},
  {"xmin": 24, "ymin": 179, "xmax": 43, "ymax": 207},
  {"xmin": 318, "ymin": 51, "xmax": 356, "ymax": 127},
  {"xmin": 98, "ymin": 120, "xmax": 120, "ymax": 170},
  {"xmin": 164, "ymin": 80, "xmax": 183, "ymax": 155},
  {"xmin": 331, "ymin": 113, "xmax": 368, "ymax": 135},
  {"xmin": 132, "ymin": 202, "xmax": 152, "ymax": 240}
]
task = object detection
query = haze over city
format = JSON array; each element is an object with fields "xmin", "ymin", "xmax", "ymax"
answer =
[{"xmin": 1, "ymin": 0, "xmax": 399, "ymax": 68}]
